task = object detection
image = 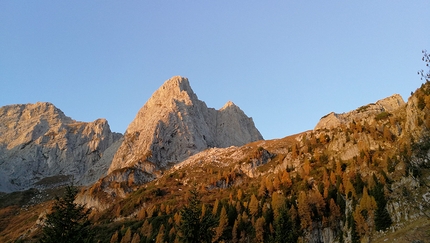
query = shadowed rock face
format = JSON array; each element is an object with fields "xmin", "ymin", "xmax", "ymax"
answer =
[
  {"xmin": 0, "ymin": 102, "xmax": 122, "ymax": 192},
  {"xmin": 108, "ymin": 76, "xmax": 263, "ymax": 174}
]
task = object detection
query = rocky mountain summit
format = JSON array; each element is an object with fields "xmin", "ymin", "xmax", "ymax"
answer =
[
  {"xmin": 77, "ymin": 76, "xmax": 264, "ymax": 209},
  {"xmin": 108, "ymin": 76, "xmax": 263, "ymax": 174},
  {"xmin": 0, "ymin": 102, "xmax": 122, "ymax": 192},
  {"xmin": 314, "ymin": 94, "xmax": 405, "ymax": 131}
]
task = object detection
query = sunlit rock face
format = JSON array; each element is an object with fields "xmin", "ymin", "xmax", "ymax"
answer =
[
  {"xmin": 108, "ymin": 76, "xmax": 263, "ymax": 174},
  {"xmin": 0, "ymin": 102, "xmax": 122, "ymax": 192},
  {"xmin": 314, "ymin": 94, "xmax": 405, "ymax": 131}
]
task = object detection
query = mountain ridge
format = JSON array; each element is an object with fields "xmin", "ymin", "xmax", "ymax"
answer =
[
  {"xmin": 0, "ymin": 76, "xmax": 263, "ymax": 194},
  {"xmin": 0, "ymin": 102, "xmax": 122, "ymax": 192},
  {"xmin": 314, "ymin": 94, "xmax": 405, "ymax": 131}
]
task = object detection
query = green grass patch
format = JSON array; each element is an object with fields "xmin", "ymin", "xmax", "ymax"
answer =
[{"xmin": 375, "ymin": 111, "xmax": 391, "ymax": 121}]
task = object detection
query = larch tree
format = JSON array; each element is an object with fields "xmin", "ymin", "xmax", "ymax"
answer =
[
  {"xmin": 308, "ymin": 190, "xmax": 326, "ymax": 220},
  {"xmin": 131, "ymin": 233, "xmax": 141, "ymax": 243},
  {"xmin": 213, "ymin": 206, "xmax": 228, "ymax": 242},
  {"xmin": 110, "ymin": 231, "xmax": 119, "ymax": 243},
  {"xmin": 155, "ymin": 224, "xmax": 166, "ymax": 243},
  {"xmin": 354, "ymin": 187, "xmax": 377, "ymax": 236},
  {"xmin": 255, "ymin": 217, "xmax": 266, "ymax": 243},
  {"xmin": 258, "ymin": 180, "xmax": 267, "ymax": 197},
  {"xmin": 265, "ymin": 177, "xmax": 274, "ymax": 194},
  {"xmin": 303, "ymin": 158, "xmax": 311, "ymax": 177},
  {"xmin": 271, "ymin": 192, "xmax": 286, "ymax": 219},
  {"xmin": 273, "ymin": 175, "xmax": 281, "ymax": 191},
  {"xmin": 281, "ymin": 170, "xmax": 292, "ymax": 189},
  {"xmin": 237, "ymin": 188, "xmax": 243, "ymax": 201},
  {"xmin": 137, "ymin": 207, "xmax": 147, "ymax": 220},
  {"xmin": 231, "ymin": 219, "xmax": 239, "ymax": 243},
  {"xmin": 120, "ymin": 228, "xmax": 132, "ymax": 243},
  {"xmin": 140, "ymin": 219, "xmax": 152, "ymax": 239},
  {"xmin": 212, "ymin": 198, "xmax": 220, "ymax": 216},
  {"xmin": 328, "ymin": 199, "xmax": 342, "ymax": 230},
  {"xmin": 297, "ymin": 191, "xmax": 312, "ymax": 230},
  {"xmin": 248, "ymin": 194, "xmax": 259, "ymax": 217},
  {"xmin": 169, "ymin": 227, "xmax": 177, "ymax": 242}
]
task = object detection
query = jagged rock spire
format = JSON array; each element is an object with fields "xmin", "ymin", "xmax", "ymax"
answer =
[{"xmin": 108, "ymin": 76, "xmax": 263, "ymax": 173}]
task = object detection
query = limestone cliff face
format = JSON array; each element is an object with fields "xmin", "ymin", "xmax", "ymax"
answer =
[
  {"xmin": 0, "ymin": 102, "xmax": 122, "ymax": 192},
  {"xmin": 108, "ymin": 76, "xmax": 263, "ymax": 174},
  {"xmin": 314, "ymin": 94, "xmax": 405, "ymax": 131}
]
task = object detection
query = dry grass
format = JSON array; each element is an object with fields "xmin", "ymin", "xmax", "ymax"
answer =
[
  {"xmin": 35, "ymin": 175, "xmax": 72, "ymax": 186},
  {"xmin": 0, "ymin": 187, "xmax": 67, "ymax": 242},
  {"xmin": 371, "ymin": 217, "xmax": 430, "ymax": 243},
  {"xmin": 0, "ymin": 203, "xmax": 49, "ymax": 242}
]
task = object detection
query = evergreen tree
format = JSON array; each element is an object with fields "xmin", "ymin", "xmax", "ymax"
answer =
[
  {"xmin": 40, "ymin": 185, "xmax": 92, "ymax": 243},
  {"xmin": 370, "ymin": 177, "xmax": 392, "ymax": 231},
  {"xmin": 274, "ymin": 207, "xmax": 298, "ymax": 243},
  {"xmin": 178, "ymin": 186, "xmax": 216, "ymax": 243}
]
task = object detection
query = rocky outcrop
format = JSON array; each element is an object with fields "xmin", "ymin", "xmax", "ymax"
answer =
[
  {"xmin": 0, "ymin": 102, "xmax": 122, "ymax": 192},
  {"xmin": 314, "ymin": 94, "xmax": 405, "ymax": 131},
  {"xmin": 108, "ymin": 76, "xmax": 263, "ymax": 174}
]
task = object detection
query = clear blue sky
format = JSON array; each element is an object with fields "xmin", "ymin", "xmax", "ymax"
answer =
[{"xmin": 1, "ymin": 1, "xmax": 429, "ymax": 139}]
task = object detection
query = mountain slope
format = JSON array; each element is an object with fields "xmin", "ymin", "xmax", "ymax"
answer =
[{"xmin": 75, "ymin": 86, "xmax": 430, "ymax": 243}]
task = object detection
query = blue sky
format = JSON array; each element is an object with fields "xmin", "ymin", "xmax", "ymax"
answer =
[{"xmin": 1, "ymin": 1, "xmax": 429, "ymax": 139}]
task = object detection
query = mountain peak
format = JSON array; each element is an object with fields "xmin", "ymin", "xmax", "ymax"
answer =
[
  {"xmin": 161, "ymin": 76, "xmax": 191, "ymax": 91},
  {"xmin": 221, "ymin": 101, "xmax": 237, "ymax": 110},
  {"xmin": 0, "ymin": 102, "xmax": 122, "ymax": 192},
  {"xmin": 0, "ymin": 102, "xmax": 71, "ymax": 123},
  {"xmin": 155, "ymin": 76, "xmax": 194, "ymax": 101},
  {"xmin": 108, "ymin": 76, "xmax": 263, "ymax": 174}
]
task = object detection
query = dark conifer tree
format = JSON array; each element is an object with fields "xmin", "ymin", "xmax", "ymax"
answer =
[
  {"xmin": 178, "ymin": 186, "xmax": 216, "ymax": 243},
  {"xmin": 370, "ymin": 176, "xmax": 392, "ymax": 231},
  {"xmin": 274, "ymin": 207, "xmax": 298, "ymax": 243},
  {"xmin": 40, "ymin": 185, "xmax": 92, "ymax": 243}
]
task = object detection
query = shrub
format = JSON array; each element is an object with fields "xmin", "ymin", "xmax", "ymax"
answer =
[{"xmin": 375, "ymin": 111, "xmax": 391, "ymax": 121}]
